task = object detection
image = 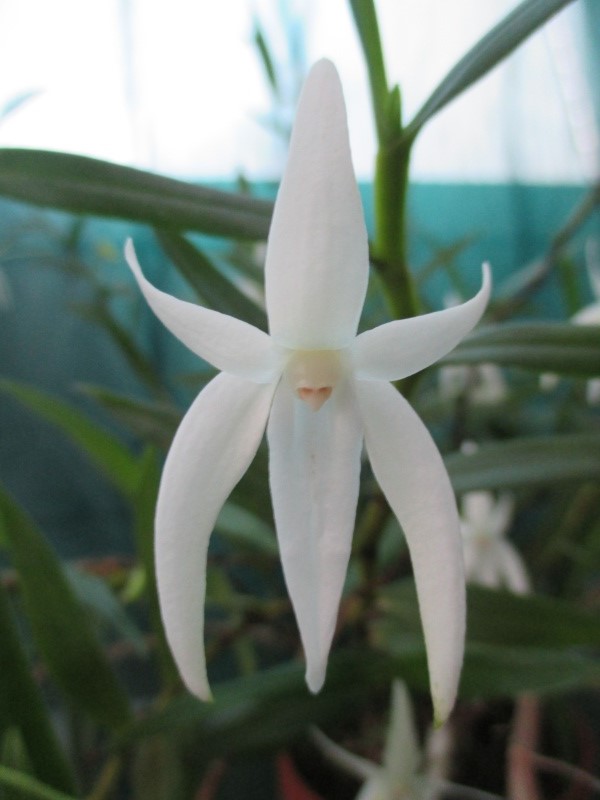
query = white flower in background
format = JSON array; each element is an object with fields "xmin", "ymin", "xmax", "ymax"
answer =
[
  {"xmin": 125, "ymin": 59, "xmax": 490, "ymax": 723},
  {"xmin": 313, "ymin": 681, "xmax": 431, "ymax": 800},
  {"xmin": 439, "ymin": 291, "xmax": 506, "ymax": 405},
  {"xmin": 460, "ymin": 491, "xmax": 530, "ymax": 594}
]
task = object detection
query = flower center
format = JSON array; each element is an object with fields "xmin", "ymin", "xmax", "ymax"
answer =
[{"xmin": 285, "ymin": 349, "xmax": 344, "ymax": 411}]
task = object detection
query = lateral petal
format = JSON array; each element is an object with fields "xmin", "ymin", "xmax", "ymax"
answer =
[
  {"xmin": 265, "ymin": 59, "xmax": 369, "ymax": 350},
  {"xmin": 356, "ymin": 380, "xmax": 465, "ymax": 724},
  {"xmin": 156, "ymin": 372, "xmax": 276, "ymax": 700},
  {"xmin": 125, "ymin": 239, "xmax": 282, "ymax": 382},
  {"xmin": 353, "ymin": 264, "xmax": 491, "ymax": 381},
  {"xmin": 267, "ymin": 377, "xmax": 363, "ymax": 692}
]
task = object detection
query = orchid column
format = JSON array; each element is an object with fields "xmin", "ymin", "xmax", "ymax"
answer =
[{"xmin": 125, "ymin": 59, "xmax": 490, "ymax": 724}]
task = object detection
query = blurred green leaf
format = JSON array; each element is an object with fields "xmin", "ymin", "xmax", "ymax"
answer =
[
  {"xmin": 0, "ymin": 149, "xmax": 272, "ymax": 239},
  {"xmin": 253, "ymin": 21, "xmax": 279, "ymax": 96},
  {"xmin": 378, "ymin": 581, "xmax": 600, "ymax": 650},
  {"xmin": 75, "ymin": 302, "xmax": 168, "ymax": 398},
  {"xmin": 402, "ymin": 0, "xmax": 576, "ymax": 142},
  {"xmin": 77, "ymin": 384, "xmax": 180, "ymax": 450},
  {"xmin": 0, "ymin": 487, "xmax": 133, "ymax": 732},
  {"xmin": 446, "ymin": 433, "xmax": 600, "ymax": 492},
  {"xmin": 216, "ymin": 503, "xmax": 278, "ymax": 557},
  {"xmin": 0, "ymin": 583, "xmax": 75, "ymax": 794},
  {"xmin": 0, "ymin": 379, "xmax": 140, "ymax": 498},
  {"xmin": 65, "ymin": 566, "xmax": 148, "ymax": 657},
  {"xmin": 375, "ymin": 581, "xmax": 600, "ymax": 697},
  {"xmin": 155, "ymin": 229, "xmax": 268, "ymax": 330},
  {"xmin": 121, "ymin": 650, "xmax": 406, "ymax": 757},
  {"xmin": 444, "ymin": 322, "xmax": 600, "ymax": 375},
  {"xmin": 0, "ymin": 765, "xmax": 77, "ymax": 800}
]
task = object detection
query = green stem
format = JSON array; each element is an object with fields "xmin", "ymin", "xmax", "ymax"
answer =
[{"xmin": 373, "ymin": 142, "xmax": 419, "ymax": 320}]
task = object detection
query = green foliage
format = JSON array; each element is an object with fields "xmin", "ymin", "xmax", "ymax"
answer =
[{"xmin": 0, "ymin": 488, "xmax": 133, "ymax": 732}]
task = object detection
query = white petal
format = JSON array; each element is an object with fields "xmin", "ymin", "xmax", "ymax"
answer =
[
  {"xmin": 383, "ymin": 681, "xmax": 421, "ymax": 785},
  {"xmin": 573, "ymin": 301, "xmax": 600, "ymax": 326},
  {"xmin": 156, "ymin": 372, "xmax": 276, "ymax": 699},
  {"xmin": 125, "ymin": 239, "xmax": 282, "ymax": 382},
  {"xmin": 311, "ymin": 728, "xmax": 378, "ymax": 782},
  {"xmin": 496, "ymin": 540, "xmax": 531, "ymax": 595},
  {"xmin": 356, "ymin": 381, "xmax": 465, "ymax": 724},
  {"xmin": 462, "ymin": 491, "xmax": 496, "ymax": 532},
  {"xmin": 353, "ymin": 264, "xmax": 491, "ymax": 381},
  {"xmin": 264, "ymin": 59, "xmax": 369, "ymax": 350},
  {"xmin": 267, "ymin": 377, "xmax": 363, "ymax": 692}
]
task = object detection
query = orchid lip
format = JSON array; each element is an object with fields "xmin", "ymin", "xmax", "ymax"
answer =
[{"xmin": 285, "ymin": 349, "xmax": 346, "ymax": 411}]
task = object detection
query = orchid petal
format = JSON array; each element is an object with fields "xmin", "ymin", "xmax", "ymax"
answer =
[
  {"xmin": 353, "ymin": 264, "xmax": 491, "ymax": 381},
  {"xmin": 155, "ymin": 372, "xmax": 276, "ymax": 699},
  {"xmin": 383, "ymin": 681, "xmax": 421, "ymax": 785},
  {"xmin": 267, "ymin": 377, "xmax": 363, "ymax": 691},
  {"xmin": 496, "ymin": 540, "xmax": 531, "ymax": 595},
  {"xmin": 356, "ymin": 380, "xmax": 465, "ymax": 724},
  {"xmin": 265, "ymin": 59, "xmax": 369, "ymax": 350},
  {"xmin": 125, "ymin": 239, "xmax": 283, "ymax": 382}
]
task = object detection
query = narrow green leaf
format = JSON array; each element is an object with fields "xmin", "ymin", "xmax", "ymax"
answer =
[
  {"xmin": 0, "ymin": 765, "xmax": 78, "ymax": 800},
  {"xmin": 0, "ymin": 149, "xmax": 273, "ymax": 239},
  {"xmin": 0, "ymin": 379, "xmax": 140, "ymax": 498},
  {"xmin": 402, "ymin": 0, "xmax": 576, "ymax": 142},
  {"xmin": 0, "ymin": 487, "xmax": 133, "ymax": 731},
  {"xmin": 348, "ymin": 0, "xmax": 391, "ymax": 142},
  {"xmin": 77, "ymin": 384, "xmax": 180, "ymax": 450},
  {"xmin": 378, "ymin": 581, "xmax": 600, "ymax": 650},
  {"xmin": 446, "ymin": 433, "xmax": 600, "ymax": 493},
  {"xmin": 155, "ymin": 229, "xmax": 268, "ymax": 330},
  {"xmin": 375, "ymin": 581, "xmax": 600, "ymax": 697},
  {"xmin": 253, "ymin": 21, "xmax": 279, "ymax": 96},
  {"xmin": 0, "ymin": 583, "xmax": 75, "ymax": 794},
  {"xmin": 65, "ymin": 566, "xmax": 148, "ymax": 657},
  {"xmin": 443, "ymin": 322, "xmax": 600, "ymax": 376},
  {"xmin": 75, "ymin": 302, "xmax": 168, "ymax": 398}
]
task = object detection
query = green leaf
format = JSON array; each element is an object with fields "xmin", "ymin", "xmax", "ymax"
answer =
[
  {"xmin": 65, "ymin": 566, "xmax": 148, "ymax": 657},
  {"xmin": 75, "ymin": 302, "xmax": 168, "ymax": 398},
  {"xmin": 445, "ymin": 433, "xmax": 600, "ymax": 493},
  {"xmin": 253, "ymin": 21, "xmax": 279, "ymax": 96},
  {"xmin": 216, "ymin": 503, "xmax": 278, "ymax": 558},
  {"xmin": 0, "ymin": 583, "xmax": 75, "ymax": 794},
  {"xmin": 0, "ymin": 765, "xmax": 77, "ymax": 800},
  {"xmin": 77, "ymin": 384, "xmax": 180, "ymax": 450},
  {"xmin": 444, "ymin": 322, "xmax": 600, "ymax": 376},
  {"xmin": 402, "ymin": 0, "xmax": 576, "ymax": 142},
  {"xmin": 375, "ymin": 581, "xmax": 600, "ymax": 697},
  {"xmin": 378, "ymin": 581, "xmax": 600, "ymax": 650},
  {"xmin": 155, "ymin": 229, "xmax": 268, "ymax": 330},
  {"xmin": 0, "ymin": 149, "xmax": 273, "ymax": 239},
  {"xmin": 0, "ymin": 487, "xmax": 133, "ymax": 732},
  {"xmin": 121, "ymin": 650, "xmax": 407, "ymax": 756},
  {"xmin": 0, "ymin": 379, "xmax": 140, "ymax": 498}
]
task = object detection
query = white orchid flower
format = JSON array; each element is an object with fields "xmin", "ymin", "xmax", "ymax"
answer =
[
  {"xmin": 124, "ymin": 59, "xmax": 491, "ymax": 723},
  {"xmin": 460, "ymin": 491, "xmax": 530, "ymax": 594},
  {"xmin": 313, "ymin": 681, "xmax": 430, "ymax": 800}
]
